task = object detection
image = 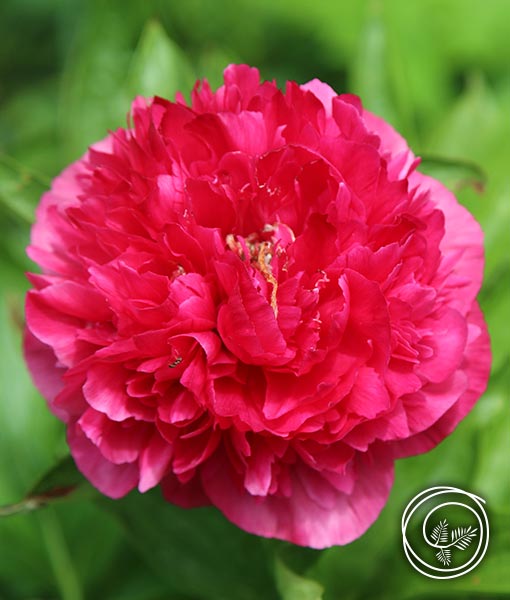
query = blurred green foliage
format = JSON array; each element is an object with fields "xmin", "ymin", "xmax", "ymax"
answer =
[{"xmin": 0, "ymin": 0, "xmax": 509, "ymax": 598}]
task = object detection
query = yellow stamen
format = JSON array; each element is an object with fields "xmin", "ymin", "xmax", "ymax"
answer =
[{"xmin": 257, "ymin": 242, "xmax": 278, "ymax": 317}]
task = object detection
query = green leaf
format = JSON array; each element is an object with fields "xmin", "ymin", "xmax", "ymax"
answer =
[
  {"xmin": 0, "ymin": 455, "xmax": 95, "ymax": 518},
  {"xmin": 383, "ymin": 1, "xmax": 449, "ymax": 143},
  {"xmin": 472, "ymin": 369, "xmax": 510, "ymax": 510},
  {"xmin": 99, "ymin": 489, "xmax": 279, "ymax": 600},
  {"xmin": 274, "ymin": 556, "xmax": 324, "ymax": 600},
  {"xmin": 424, "ymin": 76, "xmax": 510, "ymax": 285},
  {"xmin": 36, "ymin": 507, "xmax": 84, "ymax": 600},
  {"xmin": 273, "ymin": 541, "xmax": 322, "ymax": 577},
  {"xmin": 28, "ymin": 455, "xmax": 89, "ymax": 498},
  {"xmin": 125, "ymin": 20, "xmax": 195, "ymax": 102},
  {"xmin": 0, "ymin": 282, "xmax": 68, "ymax": 506},
  {"xmin": 479, "ymin": 269, "xmax": 510, "ymax": 374},
  {"xmin": 371, "ymin": 506, "xmax": 510, "ymax": 599},
  {"xmin": 58, "ymin": 3, "xmax": 135, "ymax": 159},
  {"xmin": 0, "ymin": 153, "xmax": 49, "ymax": 224},
  {"xmin": 309, "ymin": 409, "xmax": 480, "ymax": 599},
  {"xmin": 196, "ymin": 46, "xmax": 241, "ymax": 90},
  {"xmin": 350, "ymin": 1, "xmax": 399, "ymax": 131},
  {"xmin": 419, "ymin": 154, "xmax": 487, "ymax": 194},
  {"xmin": 0, "ymin": 80, "xmax": 62, "ymax": 177}
]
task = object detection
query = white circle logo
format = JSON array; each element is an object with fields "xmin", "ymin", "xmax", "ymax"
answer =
[{"xmin": 402, "ymin": 486, "xmax": 489, "ymax": 579}]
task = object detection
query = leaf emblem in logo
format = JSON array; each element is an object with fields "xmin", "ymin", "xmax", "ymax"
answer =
[{"xmin": 429, "ymin": 519, "xmax": 478, "ymax": 566}]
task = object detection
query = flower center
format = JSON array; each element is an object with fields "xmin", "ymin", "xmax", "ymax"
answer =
[{"xmin": 226, "ymin": 225, "xmax": 288, "ymax": 317}]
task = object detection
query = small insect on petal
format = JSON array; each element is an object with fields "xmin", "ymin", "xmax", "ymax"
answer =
[{"xmin": 169, "ymin": 356, "xmax": 183, "ymax": 368}]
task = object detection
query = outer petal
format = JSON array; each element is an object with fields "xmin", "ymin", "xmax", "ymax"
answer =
[
  {"xmin": 23, "ymin": 329, "xmax": 67, "ymax": 420},
  {"xmin": 68, "ymin": 421, "xmax": 138, "ymax": 498},
  {"xmin": 300, "ymin": 79, "xmax": 337, "ymax": 116},
  {"xmin": 138, "ymin": 430, "xmax": 174, "ymax": 493},
  {"xmin": 83, "ymin": 363, "xmax": 133, "ymax": 421},
  {"xmin": 201, "ymin": 447, "xmax": 394, "ymax": 549},
  {"xmin": 391, "ymin": 302, "xmax": 491, "ymax": 457},
  {"xmin": 411, "ymin": 172, "xmax": 485, "ymax": 314}
]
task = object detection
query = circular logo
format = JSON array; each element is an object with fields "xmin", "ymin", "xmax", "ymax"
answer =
[{"xmin": 402, "ymin": 486, "xmax": 489, "ymax": 579}]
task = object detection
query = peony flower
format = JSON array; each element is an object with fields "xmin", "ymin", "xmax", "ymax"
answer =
[{"xmin": 24, "ymin": 65, "xmax": 491, "ymax": 548}]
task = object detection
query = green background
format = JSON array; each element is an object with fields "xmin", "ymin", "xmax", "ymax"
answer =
[{"xmin": 0, "ymin": 0, "xmax": 509, "ymax": 598}]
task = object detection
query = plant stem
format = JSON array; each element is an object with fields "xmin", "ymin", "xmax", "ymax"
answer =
[{"xmin": 37, "ymin": 507, "xmax": 83, "ymax": 600}]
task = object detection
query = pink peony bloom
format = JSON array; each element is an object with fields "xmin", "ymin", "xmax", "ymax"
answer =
[{"xmin": 24, "ymin": 65, "xmax": 491, "ymax": 548}]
